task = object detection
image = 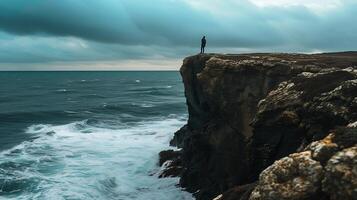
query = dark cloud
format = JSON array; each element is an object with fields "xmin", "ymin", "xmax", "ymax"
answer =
[
  {"xmin": 0, "ymin": 0, "xmax": 143, "ymax": 44},
  {"xmin": 0, "ymin": 0, "xmax": 356, "ymax": 69},
  {"xmin": 0, "ymin": 0, "xmax": 287, "ymax": 47}
]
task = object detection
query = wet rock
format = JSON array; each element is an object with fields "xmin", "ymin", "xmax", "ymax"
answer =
[
  {"xmin": 158, "ymin": 150, "xmax": 181, "ymax": 166},
  {"xmin": 158, "ymin": 161, "xmax": 184, "ymax": 178},
  {"xmin": 158, "ymin": 150, "xmax": 183, "ymax": 178}
]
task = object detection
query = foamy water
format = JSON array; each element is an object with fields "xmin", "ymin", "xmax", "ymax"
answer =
[
  {"xmin": 0, "ymin": 71, "xmax": 191, "ymax": 199},
  {"xmin": 0, "ymin": 118, "xmax": 192, "ymax": 199}
]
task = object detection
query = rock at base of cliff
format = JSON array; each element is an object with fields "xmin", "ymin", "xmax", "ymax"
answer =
[
  {"xmin": 158, "ymin": 150, "xmax": 184, "ymax": 178},
  {"xmin": 170, "ymin": 125, "xmax": 190, "ymax": 148}
]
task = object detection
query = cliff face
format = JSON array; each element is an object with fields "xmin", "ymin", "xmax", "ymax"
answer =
[{"xmin": 164, "ymin": 52, "xmax": 357, "ymax": 200}]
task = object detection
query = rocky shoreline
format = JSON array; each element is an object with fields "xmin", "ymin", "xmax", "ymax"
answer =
[{"xmin": 159, "ymin": 52, "xmax": 357, "ymax": 200}]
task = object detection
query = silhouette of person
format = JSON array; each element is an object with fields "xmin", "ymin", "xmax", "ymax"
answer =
[{"xmin": 201, "ymin": 36, "xmax": 206, "ymax": 54}]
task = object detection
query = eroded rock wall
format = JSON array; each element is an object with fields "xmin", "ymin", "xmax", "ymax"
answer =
[{"xmin": 166, "ymin": 52, "xmax": 357, "ymax": 200}]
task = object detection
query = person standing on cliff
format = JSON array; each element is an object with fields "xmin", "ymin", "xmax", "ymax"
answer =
[{"xmin": 201, "ymin": 36, "xmax": 206, "ymax": 54}]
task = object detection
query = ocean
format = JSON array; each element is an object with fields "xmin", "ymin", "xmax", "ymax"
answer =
[{"xmin": 0, "ymin": 71, "xmax": 192, "ymax": 200}]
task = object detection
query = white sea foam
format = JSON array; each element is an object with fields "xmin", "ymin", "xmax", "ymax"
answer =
[
  {"xmin": 56, "ymin": 89, "xmax": 67, "ymax": 92},
  {"xmin": 0, "ymin": 118, "xmax": 192, "ymax": 200},
  {"xmin": 131, "ymin": 103, "xmax": 155, "ymax": 108},
  {"xmin": 64, "ymin": 110, "xmax": 78, "ymax": 114}
]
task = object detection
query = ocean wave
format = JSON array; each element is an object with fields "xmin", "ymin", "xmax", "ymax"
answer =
[{"xmin": 0, "ymin": 117, "xmax": 192, "ymax": 199}]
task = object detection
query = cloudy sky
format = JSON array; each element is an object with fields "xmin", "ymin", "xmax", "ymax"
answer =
[{"xmin": 0, "ymin": 0, "xmax": 356, "ymax": 70}]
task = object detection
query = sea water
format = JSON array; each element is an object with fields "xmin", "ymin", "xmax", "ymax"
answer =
[{"xmin": 0, "ymin": 72, "xmax": 192, "ymax": 200}]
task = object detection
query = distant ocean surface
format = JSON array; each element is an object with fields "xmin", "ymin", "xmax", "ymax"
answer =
[{"xmin": 0, "ymin": 72, "xmax": 192, "ymax": 199}]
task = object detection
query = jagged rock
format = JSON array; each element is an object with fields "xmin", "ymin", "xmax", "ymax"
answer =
[
  {"xmin": 158, "ymin": 161, "xmax": 184, "ymax": 178},
  {"xmin": 158, "ymin": 150, "xmax": 181, "ymax": 166},
  {"xmin": 163, "ymin": 52, "xmax": 357, "ymax": 200},
  {"xmin": 249, "ymin": 128, "xmax": 357, "ymax": 200},
  {"xmin": 158, "ymin": 150, "xmax": 183, "ymax": 178},
  {"xmin": 250, "ymin": 69, "xmax": 357, "ymax": 178},
  {"xmin": 249, "ymin": 151, "xmax": 324, "ymax": 200},
  {"xmin": 170, "ymin": 125, "xmax": 190, "ymax": 148},
  {"xmin": 178, "ymin": 54, "xmax": 303, "ymax": 198},
  {"xmin": 322, "ymin": 146, "xmax": 357, "ymax": 200}
]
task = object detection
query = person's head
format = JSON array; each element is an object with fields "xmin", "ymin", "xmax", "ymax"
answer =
[{"xmin": 203, "ymin": 36, "xmax": 206, "ymax": 39}]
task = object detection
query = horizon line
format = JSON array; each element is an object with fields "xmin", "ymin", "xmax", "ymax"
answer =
[{"xmin": 0, "ymin": 70, "xmax": 180, "ymax": 72}]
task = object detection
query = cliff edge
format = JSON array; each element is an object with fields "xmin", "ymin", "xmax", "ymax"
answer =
[{"xmin": 160, "ymin": 52, "xmax": 357, "ymax": 200}]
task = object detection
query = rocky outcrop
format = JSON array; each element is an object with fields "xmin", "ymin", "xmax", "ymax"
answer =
[
  {"xmin": 250, "ymin": 126, "xmax": 357, "ymax": 200},
  {"xmin": 250, "ymin": 151, "xmax": 324, "ymax": 200},
  {"xmin": 160, "ymin": 52, "xmax": 357, "ymax": 200},
  {"xmin": 250, "ymin": 67, "xmax": 356, "ymax": 178},
  {"xmin": 158, "ymin": 150, "xmax": 183, "ymax": 178}
]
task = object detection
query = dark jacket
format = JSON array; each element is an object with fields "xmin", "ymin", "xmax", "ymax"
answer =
[{"xmin": 201, "ymin": 37, "xmax": 206, "ymax": 47}]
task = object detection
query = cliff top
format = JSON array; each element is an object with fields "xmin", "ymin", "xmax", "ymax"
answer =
[{"xmin": 185, "ymin": 51, "xmax": 357, "ymax": 69}]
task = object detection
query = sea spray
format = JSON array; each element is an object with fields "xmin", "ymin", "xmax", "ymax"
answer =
[{"xmin": 0, "ymin": 118, "xmax": 192, "ymax": 199}]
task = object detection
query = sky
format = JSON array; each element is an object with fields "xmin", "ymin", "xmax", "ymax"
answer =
[{"xmin": 0, "ymin": 0, "xmax": 356, "ymax": 70}]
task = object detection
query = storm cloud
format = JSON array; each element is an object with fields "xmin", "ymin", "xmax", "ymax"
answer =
[{"xmin": 0, "ymin": 0, "xmax": 356, "ymax": 70}]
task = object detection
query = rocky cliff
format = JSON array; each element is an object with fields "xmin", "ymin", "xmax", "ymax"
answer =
[{"xmin": 160, "ymin": 52, "xmax": 357, "ymax": 200}]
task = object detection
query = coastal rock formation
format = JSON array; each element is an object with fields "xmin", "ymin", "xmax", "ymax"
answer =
[
  {"xmin": 250, "ymin": 127, "xmax": 357, "ymax": 200},
  {"xmin": 249, "ymin": 151, "xmax": 324, "ymax": 200},
  {"xmin": 250, "ymin": 67, "xmax": 356, "ymax": 177},
  {"xmin": 161, "ymin": 52, "xmax": 357, "ymax": 200},
  {"xmin": 158, "ymin": 150, "xmax": 183, "ymax": 178}
]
